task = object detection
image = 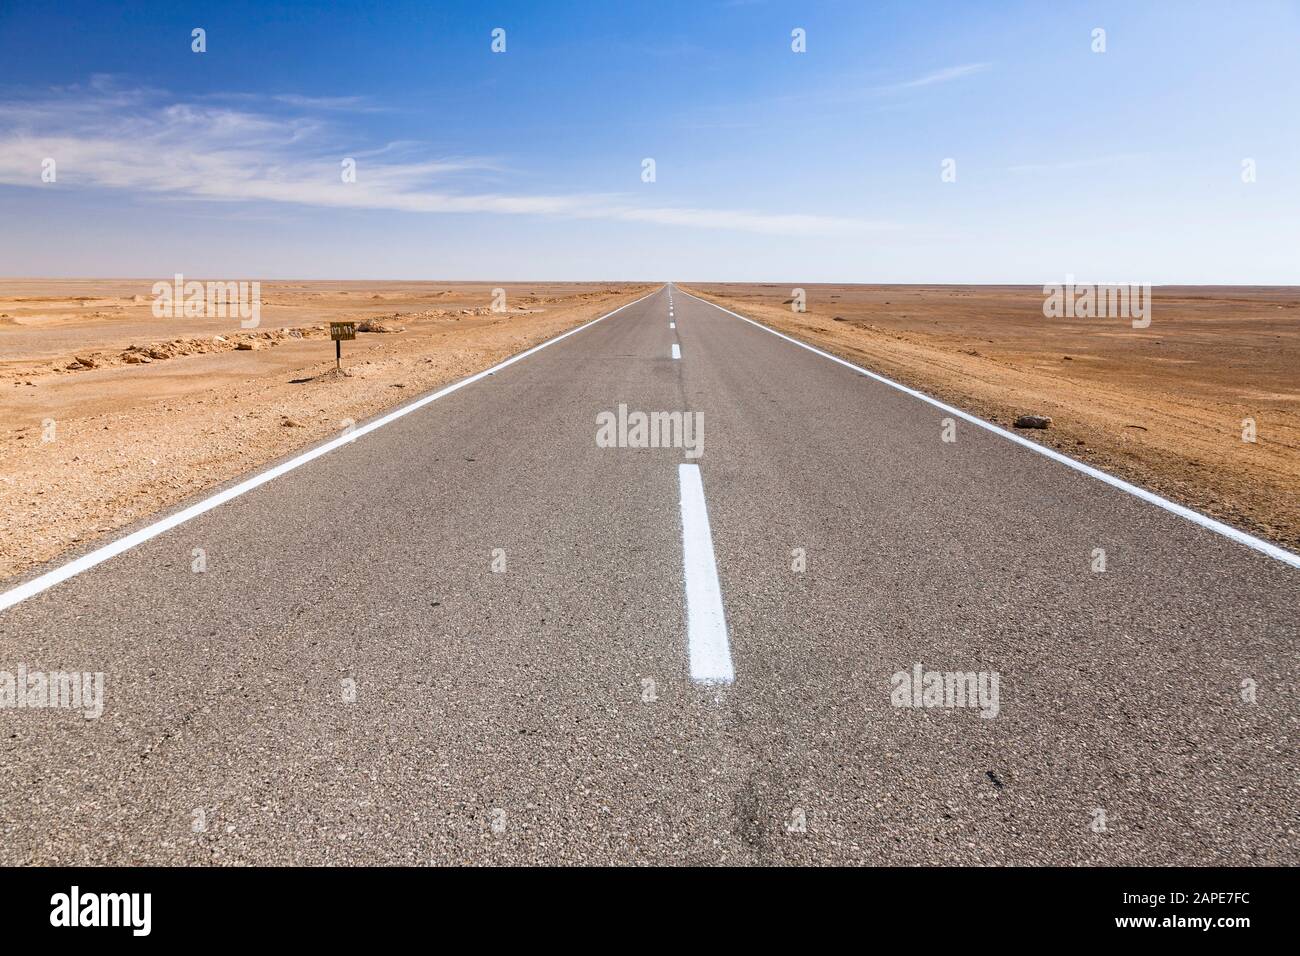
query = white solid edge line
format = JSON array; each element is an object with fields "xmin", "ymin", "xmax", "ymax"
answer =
[
  {"xmin": 678, "ymin": 463, "xmax": 734, "ymax": 684},
  {"xmin": 671, "ymin": 343, "xmax": 681, "ymax": 360},
  {"xmin": 678, "ymin": 289, "xmax": 1300, "ymax": 571},
  {"xmin": 0, "ymin": 286, "xmax": 665, "ymax": 614}
]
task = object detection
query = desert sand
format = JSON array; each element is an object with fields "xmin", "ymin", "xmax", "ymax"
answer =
[
  {"xmin": 4, "ymin": 279, "xmax": 1297, "ymax": 583},
  {"xmin": 681, "ymin": 283, "xmax": 1300, "ymax": 553},
  {"xmin": 0, "ymin": 281, "xmax": 650, "ymax": 580}
]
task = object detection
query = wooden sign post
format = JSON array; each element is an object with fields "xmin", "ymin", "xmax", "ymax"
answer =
[{"xmin": 329, "ymin": 321, "xmax": 356, "ymax": 369}]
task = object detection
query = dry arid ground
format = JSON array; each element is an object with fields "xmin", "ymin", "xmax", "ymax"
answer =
[
  {"xmin": 0, "ymin": 280, "xmax": 650, "ymax": 581},
  {"xmin": 682, "ymin": 283, "xmax": 1300, "ymax": 554}
]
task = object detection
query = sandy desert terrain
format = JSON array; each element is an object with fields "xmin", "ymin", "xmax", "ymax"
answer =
[
  {"xmin": 4, "ymin": 279, "xmax": 1297, "ymax": 584},
  {"xmin": 681, "ymin": 284, "xmax": 1300, "ymax": 553},
  {"xmin": 0, "ymin": 280, "xmax": 650, "ymax": 580}
]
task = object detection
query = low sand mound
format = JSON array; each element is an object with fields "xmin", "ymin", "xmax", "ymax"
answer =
[
  {"xmin": 355, "ymin": 318, "xmax": 405, "ymax": 333},
  {"xmin": 51, "ymin": 326, "xmax": 329, "ymax": 373},
  {"xmin": 297, "ymin": 367, "xmax": 354, "ymax": 384}
]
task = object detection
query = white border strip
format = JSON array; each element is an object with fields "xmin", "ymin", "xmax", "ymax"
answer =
[
  {"xmin": 678, "ymin": 463, "xmax": 734, "ymax": 684},
  {"xmin": 679, "ymin": 289, "xmax": 1300, "ymax": 570},
  {"xmin": 0, "ymin": 287, "xmax": 664, "ymax": 613}
]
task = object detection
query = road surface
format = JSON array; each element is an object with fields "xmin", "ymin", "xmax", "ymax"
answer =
[{"xmin": 1, "ymin": 284, "xmax": 1295, "ymax": 865}]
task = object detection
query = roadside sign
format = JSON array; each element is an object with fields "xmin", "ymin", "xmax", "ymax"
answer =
[{"xmin": 329, "ymin": 322, "xmax": 356, "ymax": 368}]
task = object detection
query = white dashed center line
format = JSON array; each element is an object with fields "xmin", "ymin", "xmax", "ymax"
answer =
[
  {"xmin": 671, "ymin": 343, "xmax": 681, "ymax": 360},
  {"xmin": 669, "ymin": 322, "xmax": 675, "ymax": 329},
  {"xmin": 677, "ymin": 463, "xmax": 734, "ymax": 684}
]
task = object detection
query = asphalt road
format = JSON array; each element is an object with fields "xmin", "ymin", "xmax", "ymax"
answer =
[{"xmin": 1, "ymin": 284, "xmax": 1296, "ymax": 865}]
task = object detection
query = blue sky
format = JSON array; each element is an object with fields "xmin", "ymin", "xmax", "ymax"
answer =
[{"xmin": 1, "ymin": 0, "xmax": 1297, "ymax": 282}]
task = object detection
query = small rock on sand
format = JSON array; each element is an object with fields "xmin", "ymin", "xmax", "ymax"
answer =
[{"xmin": 1014, "ymin": 414, "xmax": 1053, "ymax": 429}]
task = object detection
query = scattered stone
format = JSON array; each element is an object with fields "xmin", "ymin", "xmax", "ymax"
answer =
[
  {"xmin": 1014, "ymin": 414, "xmax": 1052, "ymax": 429},
  {"xmin": 235, "ymin": 341, "xmax": 257, "ymax": 350},
  {"xmin": 280, "ymin": 418, "xmax": 304, "ymax": 428},
  {"xmin": 74, "ymin": 355, "xmax": 96, "ymax": 368},
  {"xmin": 357, "ymin": 319, "xmax": 404, "ymax": 333}
]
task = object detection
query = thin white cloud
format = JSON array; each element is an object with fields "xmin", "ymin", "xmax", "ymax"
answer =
[
  {"xmin": 271, "ymin": 93, "xmax": 375, "ymax": 110},
  {"xmin": 881, "ymin": 63, "xmax": 991, "ymax": 91},
  {"xmin": 1008, "ymin": 152, "xmax": 1151, "ymax": 174},
  {"xmin": 0, "ymin": 84, "xmax": 891, "ymax": 238},
  {"xmin": 760, "ymin": 62, "xmax": 991, "ymax": 111}
]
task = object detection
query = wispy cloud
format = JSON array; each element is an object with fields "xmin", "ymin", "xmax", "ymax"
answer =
[
  {"xmin": 196, "ymin": 91, "xmax": 388, "ymax": 112},
  {"xmin": 760, "ymin": 61, "xmax": 992, "ymax": 111},
  {"xmin": 0, "ymin": 82, "xmax": 891, "ymax": 238},
  {"xmin": 1007, "ymin": 152, "xmax": 1151, "ymax": 174},
  {"xmin": 880, "ymin": 63, "xmax": 991, "ymax": 92},
  {"xmin": 271, "ymin": 93, "xmax": 377, "ymax": 111}
]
